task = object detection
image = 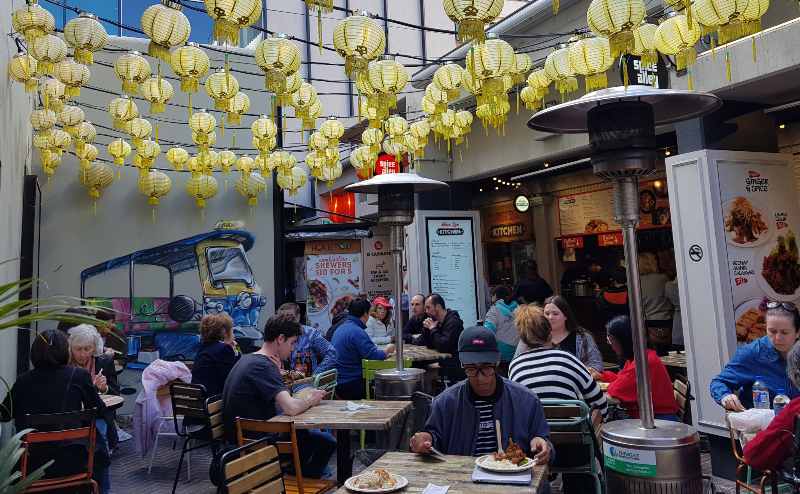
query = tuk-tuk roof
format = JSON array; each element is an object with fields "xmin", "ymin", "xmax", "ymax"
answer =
[{"xmin": 80, "ymin": 229, "xmax": 256, "ymax": 281}]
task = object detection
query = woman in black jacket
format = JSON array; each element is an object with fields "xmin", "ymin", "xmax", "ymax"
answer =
[{"xmin": 192, "ymin": 313, "xmax": 239, "ymax": 396}]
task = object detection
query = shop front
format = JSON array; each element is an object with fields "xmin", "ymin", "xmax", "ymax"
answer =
[{"xmin": 481, "ymin": 199, "xmax": 536, "ymax": 290}]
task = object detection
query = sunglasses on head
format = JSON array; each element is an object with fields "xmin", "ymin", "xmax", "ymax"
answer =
[{"xmin": 767, "ymin": 301, "xmax": 799, "ymax": 313}]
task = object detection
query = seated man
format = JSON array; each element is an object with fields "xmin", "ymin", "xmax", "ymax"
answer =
[
  {"xmin": 410, "ymin": 326, "xmax": 552, "ymax": 468},
  {"xmin": 277, "ymin": 302, "xmax": 337, "ymax": 375},
  {"xmin": 419, "ymin": 294, "xmax": 465, "ymax": 380},
  {"xmin": 403, "ymin": 294, "xmax": 426, "ymax": 343},
  {"xmin": 222, "ymin": 314, "xmax": 335, "ymax": 478}
]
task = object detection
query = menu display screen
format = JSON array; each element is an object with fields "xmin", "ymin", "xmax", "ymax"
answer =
[{"xmin": 426, "ymin": 217, "xmax": 479, "ymax": 327}]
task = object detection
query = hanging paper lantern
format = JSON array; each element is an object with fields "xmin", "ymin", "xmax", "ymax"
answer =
[
  {"xmin": 40, "ymin": 77, "xmax": 66, "ymax": 112},
  {"xmin": 227, "ymin": 92, "xmax": 250, "ymax": 125},
  {"xmin": 47, "ymin": 128, "xmax": 72, "ymax": 157},
  {"xmin": 218, "ymin": 149, "xmax": 237, "ymax": 175},
  {"xmin": 333, "ymin": 11, "xmax": 386, "ymax": 79},
  {"xmin": 166, "ymin": 147, "xmax": 190, "ymax": 171},
  {"xmin": 192, "ymin": 130, "xmax": 217, "ymax": 151},
  {"xmin": 203, "ymin": 0, "xmax": 262, "ymax": 46},
  {"xmin": 632, "ymin": 23, "xmax": 659, "ymax": 67},
  {"xmin": 320, "ymin": 118, "xmax": 345, "ymax": 148},
  {"xmin": 520, "ymin": 85, "xmax": 541, "ymax": 111},
  {"xmin": 73, "ymin": 121, "xmax": 97, "ymax": 153},
  {"xmin": 127, "ymin": 118, "xmax": 153, "ymax": 148},
  {"xmin": 76, "ymin": 143, "xmax": 98, "ymax": 172},
  {"xmin": 29, "ymin": 33, "xmax": 67, "ymax": 76},
  {"xmin": 63, "ymin": 13, "xmax": 107, "ymax": 65},
  {"xmin": 568, "ymin": 36, "xmax": 614, "ymax": 92},
  {"xmin": 304, "ymin": 0, "xmax": 334, "ymax": 49},
  {"xmin": 114, "ymin": 51, "xmax": 151, "ymax": 95},
  {"xmin": 545, "ymin": 44, "xmax": 578, "ymax": 99},
  {"xmin": 138, "ymin": 170, "xmax": 171, "ymax": 206},
  {"xmin": 442, "ymin": 0, "xmax": 505, "ymax": 43},
  {"xmin": 108, "ymin": 95, "xmax": 139, "ymax": 130},
  {"xmin": 8, "ymin": 54, "xmax": 39, "ymax": 92},
  {"xmin": 409, "ymin": 120, "xmax": 431, "ymax": 157},
  {"xmin": 54, "ymin": 57, "xmax": 90, "ymax": 99},
  {"xmin": 236, "ymin": 172, "xmax": 267, "ymax": 206},
  {"xmin": 362, "ymin": 127, "xmax": 384, "ymax": 155},
  {"xmin": 255, "ymin": 33, "xmax": 301, "ymax": 94},
  {"xmin": 31, "ymin": 108, "xmax": 56, "ymax": 133},
  {"xmin": 587, "ymin": 0, "xmax": 646, "ymax": 58},
  {"xmin": 276, "ymin": 166, "xmax": 308, "ymax": 196},
  {"xmin": 107, "ymin": 138, "xmax": 132, "ymax": 167},
  {"xmin": 512, "ymin": 53, "xmax": 533, "ymax": 85},
  {"xmin": 528, "ymin": 68, "xmax": 552, "ymax": 99},
  {"xmin": 350, "ymin": 145, "xmax": 375, "ymax": 177},
  {"xmin": 170, "ymin": 43, "xmax": 210, "ymax": 93},
  {"xmin": 455, "ymin": 110, "xmax": 473, "ymax": 133},
  {"xmin": 742, "ymin": 0, "xmax": 769, "ymax": 37},
  {"xmin": 465, "ymin": 35, "xmax": 516, "ymax": 100},
  {"xmin": 433, "ymin": 63, "xmax": 467, "ymax": 101},
  {"xmin": 12, "ymin": 1, "xmax": 55, "ymax": 44},
  {"xmin": 386, "ymin": 116, "xmax": 409, "ymax": 143},
  {"xmin": 141, "ymin": 0, "xmax": 191, "ymax": 61},
  {"xmin": 366, "ymin": 55, "xmax": 409, "ymax": 112},
  {"xmin": 654, "ymin": 13, "xmax": 702, "ymax": 72},
  {"xmin": 205, "ymin": 68, "xmax": 240, "ymax": 111},
  {"xmin": 267, "ymin": 151, "xmax": 296, "ymax": 175},
  {"xmin": 189, "ymin": 108, "xmax": 217, "ymax": 135},
  {"xmin": 275, "ymin": 72, "xmax": 302, "ymax": 108},
  {"xmin": 140, "ymin": 76, "xmax": 174, "ymax": 114},
  {"xmin": 251, "ymin": 115, "xmax": 278, "ymax": 139},
  {"xmin": 291, "ymin": 82, "xmax": 319, "ymax": 129},
  {"xmin": 133, "ymin": 139, "xmax": 161, "ymax": 170},
  {"xmin": 425, "ymin": 84, "xmax": 450, "ymax": 115},
  {"xmin": 383, "ymin": 140, "xmax": 407, "ymax": 161},
  {"xmin": 692, "ymin": 0, "xmax": 751, "ymax": 43},
  {"xmin": 33, "ymin": 132, "xmax": 51, "ymax": 153},
  {"xmin": 186, "ymin": 174, "xmax": 218, "ymax": 208},
  {"xmin": 308, "ymin": 132, "xmax": 329, "ymax": 151},
  {"xmin": 318, "ymin": 161, "xmax": 343, "ymax": 188},
  {"xmin": 80, "ymin": 163, "xmax": 114, "ymax": 202},
  {"xmin": 236, "ymin": 155, "xmax": 255, "ymax": 174}
]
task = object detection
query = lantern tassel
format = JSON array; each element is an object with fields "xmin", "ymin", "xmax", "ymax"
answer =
[
  {"xmin": 684, "ymin": 0, "xmax": 693, "ymax": 27},
  {"xmin": 317, "ymin": 9, "xmax": 323, "ymax": 54},
  {"xmin": 553, "ymin": 0, "xmax": 560, "ymax": 15},
  {"xmin": 752, "ymin": 36, "xmax": 757, "ymax": 63},
  {"xmin": 148, "ymin": 41, "xmax": 171, "ymax": 62},
  {"xmin": 725, "ymin": 51, "xmax": 732, "ymax": 82},
  {"xmin": 688, "ymin": 71, "xmax": 694, "ymax": 91},
  {"xmin": 75, "ymin": 49, "xmax": 93, "ymax": 65}
]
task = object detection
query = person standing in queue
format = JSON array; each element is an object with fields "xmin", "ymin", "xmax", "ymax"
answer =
[
  {"xmin": 403, "ymin": 294, "xmax": 426, "ymax": 343},
  {"xmin": 410, "ymin": 326, "xmax": 552, "ymax": 484},
  {"xmin": 418, "ymin": 293, "xmax": 465, "ymax": 382},
  {"xmin": 513, "ymin": 261, "xmax": 554, "ymax": 306}
]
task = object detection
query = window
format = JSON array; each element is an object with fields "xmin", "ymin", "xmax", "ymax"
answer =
[{"xmin": 206, "ymin": 246, "xmax": 254, "ymax": 287}]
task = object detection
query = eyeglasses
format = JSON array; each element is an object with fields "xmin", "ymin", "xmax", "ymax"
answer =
[
  {"xmin": 767, "ymin": 301, "xmax": 799, "ymax": 313},
  {"xmin": 463, "ymin": 365, "xmax": 497, "ymax": 378}
]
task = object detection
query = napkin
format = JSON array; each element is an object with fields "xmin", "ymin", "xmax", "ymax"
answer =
[
  {"xmin": 421, "ymin": 483, "xmax": 449, "ymax": 494},
  {"xmin": 471, "ymin": 466, "xmax": 532, "ymax": 485},
  {"xmin": 343, "ymin": 401, "xmax": 375, "ymax": 411}
]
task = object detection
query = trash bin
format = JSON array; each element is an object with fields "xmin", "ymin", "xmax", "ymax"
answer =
[
  {"xmin": 602, "ymin": 419, "xmax": 703, "ymax": 494},
  {"xmin": 374, "ymin": 368, "xmax": 424, "ymax": 401}
]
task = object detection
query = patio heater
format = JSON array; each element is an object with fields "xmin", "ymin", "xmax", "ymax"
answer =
[
  {"xmin": 528, "ymin": 85, "xmax": 721, "ymax": 493},
  {"xmin": 346, "ymin": 172, "xmax": 448, "ymax": 399}
]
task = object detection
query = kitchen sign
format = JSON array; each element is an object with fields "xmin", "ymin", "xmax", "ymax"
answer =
[
  {"xmin": 481, "ymin": 201, "xmax": 533, "ymax": 243},
  {"xmin": 490, "ymin": 223, "xmax": 526, "ymax": 239}
]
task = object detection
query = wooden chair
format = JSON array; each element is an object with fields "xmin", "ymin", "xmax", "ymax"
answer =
[
  {"xmin": 236, "ymin": 418, "xmax": 336, "ymax": 494},
  {"xmin": 726, "ymin": 413, "xmax": 780, "ymax": 494},
  {"xmin": 673, "ymin": 375, "xmax": 693, "ymax": 424},
  {"xmin": 170, "ymin": 382, "xmax": 224, "ymax": 494},
  {"xmin": 542, "ymin": 399, "xmax": 604, "ymax": 494},
  {"xmin": 20, "ymin": 409, "xmax": 99, "ymax": 493},
  {"xmin": 312, "ymin": 369, "xmax": 337, "ymax": 400},
  {"xmin": 220, "ymin": 438, "xmax": 285, "ymax": 494}
]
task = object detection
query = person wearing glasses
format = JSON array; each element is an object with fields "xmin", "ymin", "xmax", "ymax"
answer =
[
  {"xmin": 711, "ymin": 299, "xmax": 800, "ymax": 411},
  {"xmin": 409, "ymin": 326, "xmax": 552, "ymax": 468}
]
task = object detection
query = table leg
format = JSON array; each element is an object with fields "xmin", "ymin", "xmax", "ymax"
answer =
[{"xmin": 336, "ymin": 429, "xmax": 352, "ymax": 485}]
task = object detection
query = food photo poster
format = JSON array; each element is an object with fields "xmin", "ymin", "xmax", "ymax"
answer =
[{"xmin": 304, "ymin": 240, "xmax": 362, "ymax": 333}]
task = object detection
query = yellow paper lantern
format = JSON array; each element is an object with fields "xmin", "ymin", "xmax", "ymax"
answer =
[
  {"xmin": 568, "ymin": 36, "xmax": 614, "ymax": 92},
  {"xmin": 186, "ymin": 174, "xmax": 218, "ymax": 208},
  {"xmin": 291, "ymin": 82, "xmax": 319, "ymax": 130},
  {"xmin": 512, "ymin": 53, "xmax": 533, "ymax": 84},
  {"xmin": 12, "ymin": 1, "xmax": 55, "ymax": 44},
  {"xmin": 743, "ymin": 0, "xmax": 769, "ymax": 36},
  {"xmin": 8, "ymin": 54, "xmax": 39, "ymax": 92},
  {"xmin": 587, "ymin": 0, "xmax": 646, "ymax": 58},
  {"xmin": 236, "ymin": 155, "xmax": 255, "ymax": 173},
  {"xmin": 320, "ymin": 118, "xmax": 345, "ymax": 147},
  {"xmin": 308, "ymin": 131, "xmax": 329, "ymax": 151},
  {"xmin": 80, "ymin": 163, "xmax": 114, "ymax": 202},
  {"xmin": 692, "ymin": 0, "xmax": 751, "ymax": 43},
  {"xmin": 433, "ymin": 63, "xmax": 467, "ymax": 101},
  {"xmin": 192, "ymin": 131, "xmax": 217, "ymax": 151},
  {"xmin": 227, "ymin": 92, "xmax": 250, "ymax": 125},
  {"xmin": 63, "ymin": 13, "xmax": 107, "ymax": 65},
  {"xmin": 318, "ymin": 161, "xmax": 342, "ymax": 187},
  {"xmin": 545, "ymin": 44, "xmax": 578, "ymax": 99},
  {"xmin": 425, "ymin": 84, "xmax": 450, "ymax": 114},
  {"xmin": 466, "ymin": 36, "xmax": 516, "ymax": 98},
  {"xmin": 107, "ymin": 138, "xmax": 132, "ymax": 166},
  {"xmin": 31, "ymin": 108, "xmax": 57, "ymax": 133},
  {"xmin": 54, "ymin": 57, "xmax": 90, "ymax": 99},
  {"xmin": 632, "ymin": 23, "xmax": 659, "ymax": 67},
  {"xmin": 520, "ymin": 85, "xmax": 542, "ymax": 111},
  {"xmin": 362, "ymin": 127, "xmax": 384, "ymax": 155},
  {"xmin": 255, "ymin": 33, "xmax": 301, "ymax": 93},
  {"xmin": 141, "ymin": 0, "xmax": 191, "ymax": 61},
  {"xmin": 251, "ymin": 115, "xmax": 278, "ymax": 139},
  {"xmin": 166, "ymin": 147, "xmax": 190, "ymax": 171},
  {"xmin": 236, "ymin": 171, "xmax": 267, "ymax": 206},
  {"xmin": 48, "ymin": 128, "xmax": 72, "ymax": 155},
  {"xmin": 138, "ymin": 169, "xmax": 171, "ymax": 205},
  {"xmin": 442, "ymin": 0, "xmax": 505, "ymax": 43},
  {"xmin": 218, "ymin": 149, "xmax": 237, "ymax": 174},
  {"xmin": 204, "ymin": 0, "xmax": 262, "ymax": 46},
  {"xmin": 333, "ymin": 11, "xmax": 386, "ymax": 79},
  {"xmin": 276, "ymin": 72, "xmax": 303, "ymax": 107},
  {"xmin": 114, "ymin": 51, "xmax": 151, "ymax": 95},
  {"xmin": 76, "ymin": 143, "xmax": 98, "ymax": 171},
  {"xmin": 382, "ymin": 139, "xmax": 407, "ymax": 160},
  {"xmin": 267, "ymin": 151, "xmax": 296, "ymax": 175},
  {"xmin": 350, "ymin": 145, "xmax": 375, "ymax": 175},
  {"xmin": 365, "ymin": 55, "xmax": 409, "ymax": 112},
  {"xmin": 33, "ymin": 132, "xmax": 51, "ymax": 151},
  {"xmin": 134, "ymin": 139, "xmax": 161, "ymax": 170},
  {"xmin": 170, "ymin": 43, "xmax": 210, "ymax": 93},
  {"xmin": 74, "ymin": 121, "xmax": 97, "ymax": 153},
  {"xmin": 140, "ymin": 76, "xmax": 174, "ymax": 114},
  {"xmin": 528, "ymin": 68, "xmax": 552, "ymax": 99},
  {"xmin": 40, "ymin": 77, "xmax": 66, "ymax": 112},
  {"xmin": 654, "ymin": 13, "xmax": 702, "ymax": 72},
  {"xmin": 386, "ymin": 116, "xmax": 409, "ymax": 139},
  {"xmin": 189, "ymin": 108, "xmax": 217, "ymax": 135},
  {"xmin": 108, "ymin": 95, "xmax": 139, "ymax": 130},
  {"xmin": 127, "ymin": 118, "xmax": 153, "ymax": 148},
  {"xmin": 205, "ymin": 68, "xmax": 240, "ymax": 111},
  {"xmin": 29, "ymin": 33, "xmax": 67, "ymax": 76},
  {"xmin": 276, "ymin": 166, "xmax": 308, "ymax": 196}
]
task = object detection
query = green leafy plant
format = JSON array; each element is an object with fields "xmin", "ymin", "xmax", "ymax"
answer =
[
  {"xmin": 0, "ymin": 429, "xmax": 53, "ymax": 494},
  {"xmin": 0, "ymin": 278, "xmax": 106, "ymax": 332}
]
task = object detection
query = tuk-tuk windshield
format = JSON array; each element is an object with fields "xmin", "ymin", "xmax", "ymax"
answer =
[{"xmin": 207, "ymin": 246, "xmax": 254, "ymax": 287}]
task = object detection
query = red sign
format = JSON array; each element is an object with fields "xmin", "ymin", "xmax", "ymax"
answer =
[
  {"xmin": 374, "ymin": 153, "xmax": 399, "ymax": 175},
  {"xmin": 598, "ymin": 232, "xmax": 624, "ymax": 247},
  {"xmin": 561, "ymin": 237, "xmax": 585, "ymax": 249}
]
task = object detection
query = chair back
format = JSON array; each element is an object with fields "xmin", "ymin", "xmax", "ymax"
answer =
[
  {"xmin": 207, "ymin": 395, "xmax": 225, "ymax": 442},
  {"xmin": 235, "ymin": 418, "xmax": 306, "ymax": 494},
  {"xmin": 362, "ymin": 359, "xmax": 412, "ymax": 399},
  {"xmin": 411, "ymin": 391, "xmax": 433, "ymax": 433},
  {"xmin": 312, "ymin": 369, "xmax": 337, "ymax": 400},
  {"xmin": 221, "ymin": 438, "xmax": 285, "ymax": 494},
  {"xmin": 541, "ymin": 399, "xmax": 605, "ymax": 476},
  {"xmin": 673, "ymin": 375, "xmax": 692, "ymax": 424},
  {"xmin": 170, "ymin": 382, "xmax": 208, "ymax": 437}
]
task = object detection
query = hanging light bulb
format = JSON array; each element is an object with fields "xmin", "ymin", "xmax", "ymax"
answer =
[
  {"xmin": 442, "ymin": 0, "xmax": 505, "ymax": 43},
  {"xmin": 568, "ymin": 36, "xmax": 614, "ymax": 92},
  {"xmin": 12, "ymin": 1, "xmax": 55, "ymax": 44},
  {"xmin": 29, "ymin": 33, "xmax": 67, "ymax": 76},
  {"xmin": 333, "ymin": 11, "xmax": 386, "ymax": 79},
  {"xmin": 63, "ymin": 13, "xmax": 107, "ymax": 65},
  {"xmin": 114, "ymin": 51, "xmax": 151, "ymax": 95},
  {"xmin": 170, "ymin": 43, "xmax": 210, "ymax": 93},
  {"xmin": 140, "ymin": 76, "xmax": 174, "ymax": 114},
  {"xmin": 255, "ymin": 33, "xmax": 302, "ymax": 94},
  {"xmin": 141, "ymin": 0, "xmax": 191, "ymax": 61},
  {"xmin": 587, "ymin": 0, "xmax": 646, "ymax": 58},
  {"xmin": 203, "ymin": 0, "xmax": 262, "ymax": 46}
]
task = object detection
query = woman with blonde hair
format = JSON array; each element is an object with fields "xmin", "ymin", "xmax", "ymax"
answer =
[{"xmin": 192, "ymin": 312, "xmax": 239, "ymax": 396}]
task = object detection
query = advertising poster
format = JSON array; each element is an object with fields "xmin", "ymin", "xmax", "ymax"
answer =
[
  {"xmin": 719, "ymin": 162, "xmax": 800, "ymax": 344},
  {"xmin": 426, "ymin": 218, "xmax": 479, "ymax": 327},
  {"xmin": 305, "ymin": 240, "xmax": 362, "ymax": 333},
  {"xmin": 363, "ymin": 235, "xmax": 394, "ymax": 301}
]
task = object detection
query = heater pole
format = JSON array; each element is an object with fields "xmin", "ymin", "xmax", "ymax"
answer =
[{"xmin": 391, "ymin": 224, "xmax": 405, "ymax": 372}]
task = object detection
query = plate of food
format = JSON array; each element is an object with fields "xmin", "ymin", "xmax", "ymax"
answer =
[
  {"xmin": 757, "ymin": 230, "xmax": 800, "ymax": 301},
  {"xmin": 724, "ymin": 197, "xmax": 772, "ymax": 247},
  {"xmin": 345, "ymin": 469, "xmax": 408, "ymax": 493},
  {"xmin": 306, "ymin": 279, "xmax": 330, "ymax": 313},
  {"xmin": 734, "ymin": 298, "xmax": 767, "ymax": 343},
  {"xmin": 475, "ymin": 440, "xmax": 534, "ymax": 473}
]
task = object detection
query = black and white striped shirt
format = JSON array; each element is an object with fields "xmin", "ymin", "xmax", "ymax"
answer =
[
  {"xmin": 509, "ymin": 347, "xmax": 608, "ymax": 418},
  {"xmin": 473, "ymin": 399, "xmax": 498, "ymax": 456}
]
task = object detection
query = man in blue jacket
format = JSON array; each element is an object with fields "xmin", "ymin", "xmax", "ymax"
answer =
[
  {"xmin": 332, "ymin": 297, "xmax": 395, "ymax": 399},
  {"xmin": 278, "ymin": 302, "xmax": 337, "ymax": 375},
  {"xmin": 410, "ymin": 326, "xmax": 552, "ymax": 467}
]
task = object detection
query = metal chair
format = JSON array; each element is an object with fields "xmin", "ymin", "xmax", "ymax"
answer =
[
  {"xmin": 220, "ymin": 438, "xmax": 285, "ymax": 494},
  {"xmin": 541, "ymin": 399, "xmax": 604, "ymax": 494},
  {"xmin": 725, "ymin": 413, "xmax": 780, "ymax": 494},
  {"xmin": 673, "ymin": 375, "xmax": 693, "ymax": 425},
  {"xmin": 147, "ymin": 379, "xmax": 183, "ymax": 476},
  {"xmin": 312, "ymin": 369, "xmax": 337, "ymax": 400},
  {"xmin": 20, "ymin": 409, "xmax": 99, "ymax": 493}
]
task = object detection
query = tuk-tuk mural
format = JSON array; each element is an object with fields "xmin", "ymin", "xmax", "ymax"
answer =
[{"xmin": 80, "ymin": 225, "xmax": 266, "ymax": 357}]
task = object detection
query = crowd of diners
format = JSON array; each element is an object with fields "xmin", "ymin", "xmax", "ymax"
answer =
[{"xmin": 6, "ymin": 277, "xmax": 800, "ymax": 492}]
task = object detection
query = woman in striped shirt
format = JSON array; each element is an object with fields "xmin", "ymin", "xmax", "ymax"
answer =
[{"xmin": 509, "ymin": 304, "xmax": 606, "ymax": 493}]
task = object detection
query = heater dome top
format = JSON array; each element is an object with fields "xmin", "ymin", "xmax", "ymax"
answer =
[{"xmin": 345, "ymin": 172, "xmax": 448, "ymax": 194}]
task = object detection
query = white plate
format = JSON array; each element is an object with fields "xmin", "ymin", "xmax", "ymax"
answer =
[
  {"xmin": 344, "ymin": 473, "xmax": 408, "ymax": 493},
  {"xmin": 723, "ymin": 197, "xmax": 773, "ymax": 248},
  {"xmin": 755, "ymin": 239, "xmax": 800, "ymax": 302},
  {"xmin": 475, "ymin": 454, "xmax": 535, "ymax": 473}
]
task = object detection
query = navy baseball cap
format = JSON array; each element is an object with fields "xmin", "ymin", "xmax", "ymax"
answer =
[{"xmin": 458, "ymin": 326, "xmax": 500, "ymax": 365}]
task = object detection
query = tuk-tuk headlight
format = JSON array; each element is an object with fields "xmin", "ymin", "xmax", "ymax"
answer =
[{"xmin": 237, "ymin": 292, "xmax": 253, "ymax": 309}]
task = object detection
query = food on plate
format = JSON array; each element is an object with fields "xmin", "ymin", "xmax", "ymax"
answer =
[
  {"xmin": 725, "ymin": 197, "xmax": 768, "ymax": 244},
  {"xmin": 353, "ymin": 469, "xmax": 397, "ymax": 490},
  {"xmin": 281, "ymin": 369, "xmax": 305, "ymax": 383},
  {"xmin": 762, "ymin": 230, "xmax": 800, "ymax": 295},
  {"xmin": 480, "ymin": 438, "xmax": 532, "ymax": 470},
  {"xmin": 494, "ymin": 438, "xmax": 527, "ymax": 465},
  {"xmin": 307, "ymin": 280, "xmax": 328, "ymax": 311},
  {"xmin": 585, "ymin": 219, "xmax": 609, "ymax": 233},
  {"xmin": 736, "ymin": 307, "xmax": 766, "ymax": 343}
]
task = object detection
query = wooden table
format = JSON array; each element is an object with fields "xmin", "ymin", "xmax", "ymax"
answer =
[
  {"xmin": 269, "ymin": 400, "xmax": 412, "ymax": 485},
  {"xmin": 379, "ymin": 344, "xmax": 451, "ymax": 362},
  {"xmin": 101, "ymin": 394, "xmax": 124, "ymax": 410},
  {"xmin": 334, "ymin": 451, "xmax": 549, "ymax": 493},
  {"xmin": 660, "ymin": 352, "xmax": 687, "ymax": 369}
]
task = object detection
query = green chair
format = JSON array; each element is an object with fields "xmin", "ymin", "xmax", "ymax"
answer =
[
  {"xmin": 360, "ymin": 358, "xmax": 412, "ymax": 449},
  {"xmin": 313, "ymin": 368, "xmax": 337, "ymax": 400}
]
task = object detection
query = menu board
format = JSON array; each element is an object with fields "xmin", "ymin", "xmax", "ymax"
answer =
[
  {"xmin": 426, "ymin": 218, "xmax": 479, "ymax": 327},
  {"xmin": 719, "ymin": 161, "xmax": 800, "ymax": 344},
  {"xmin": 557, "ymin": 180, "xmax": 671, "ymax": 237},
  {"xmin": 363, "ymin": 235, "xmax": 394, "ymax": 301},
  {"xmin": 304, "ymin": 240, "xmax": 362, "ymax": 333}
]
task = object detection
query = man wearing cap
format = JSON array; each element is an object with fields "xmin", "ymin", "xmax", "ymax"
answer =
[{"xmin": 410, "ymin": 326, "xmax": 552, "ymax": 467}]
